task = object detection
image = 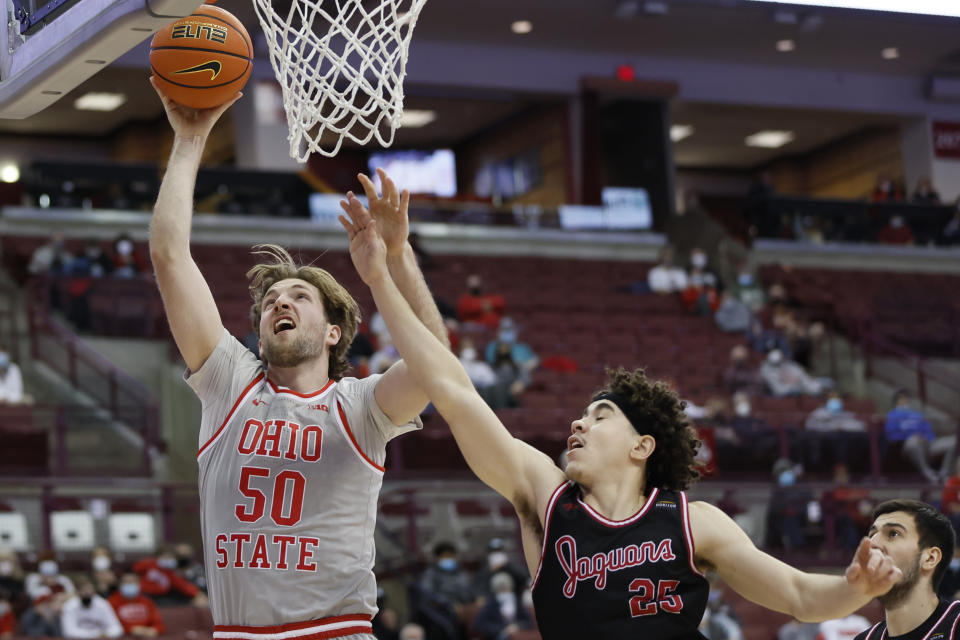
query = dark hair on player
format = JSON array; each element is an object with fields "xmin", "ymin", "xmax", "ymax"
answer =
[
  {"xmin": 873, "ymin": 499, "xmax": 955, "ymax": 589},
  {"xmin": 592, "ymin": 368, "xmax": 700, "ymax": 492}
]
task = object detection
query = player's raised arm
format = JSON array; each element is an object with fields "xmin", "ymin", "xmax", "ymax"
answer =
[
  {"xmin": 691, "ymin": 501, "xmax": 902, "ymax": 622},
  {"xmin": 149, "ymin": 80, "xmax": 240, "ymax": 372},
  {"xmin": 340, "ymin": 171, "xmax": 450, "ymax": 425},
  {"xmin": 341, "ymin": 209, "xmax": 563, "ymax": 503}
]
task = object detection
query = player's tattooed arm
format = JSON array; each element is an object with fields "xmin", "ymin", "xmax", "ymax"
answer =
[{"xmin": 690, "ymin": 501, "xmax": 901, "ymax": 623}]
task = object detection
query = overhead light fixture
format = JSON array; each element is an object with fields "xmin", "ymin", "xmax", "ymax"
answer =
[
  {"xmin": 742, "ymin": 0, "xmax": 960, "ymax": 18},
  {"xmin": 882, "ymin": 47, "xmax": 900, "ymax": 59},
  {"xmin": 74, "ymin": 92, "xmax": 126, "ymax": 111},
  {"xmin": 777, "ymin": 39, "xmax": 796, "ymax": 52},
  {"xmin": 511, "ymin": 20, "xmax": 532, "ymax": 34},
  {"xmin": 399, "ymin": 109, "xmax": 437, "ymax": 128},
  {"xmin": 745, "ymin": 130, "xmax": 795, "ymax": 148},
  {"xmin": 670, "ymin": 125, "xmax": 694, "ymax": 142},
  {"xmin": 0, "ymin": 163, "xmax": 19, "ymax": 183}
]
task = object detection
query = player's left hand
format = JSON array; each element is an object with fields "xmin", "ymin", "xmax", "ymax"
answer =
[
  {"xmin": 339, "ymin": 194, "xmax": 389, "ymax": 286},
  {"xmin": 844, "ymin": 538, "xmax": 902, "ymax": 598},
  {"xmin": 352, "ymin": 168, "xmax": 410, "ymax": 257}
]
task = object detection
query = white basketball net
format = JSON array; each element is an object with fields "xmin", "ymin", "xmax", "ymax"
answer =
[{"xmin": 252, "ymin": 0, "xmax": 427, "ymax": 160}]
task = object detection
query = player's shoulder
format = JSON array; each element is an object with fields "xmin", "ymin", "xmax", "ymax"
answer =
[
  {"xmin": 333, "ymin": 373, "xmax": 381, "ymax": 397},
  {"xmin": 853, "ymin": 623, "xmax": 881, "ymax": 640}
]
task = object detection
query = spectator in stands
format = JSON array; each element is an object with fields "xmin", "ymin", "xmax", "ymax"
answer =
[
  {"xmin": 940, "ymin": 458, "xmax": 960, "ymax": 535},
  {"xmin": 0, "ymin": 550, "xmax": 25, "ymax": 614},
  {"xmin": 885, "ymin": 390, "xmax": 956, "ymax": 483},
  {"xmin": 912, "ymin": 177, "xmax": 941, "ymax": 205},
  {"xmin": 0, "ymin": 344, "xmax": 25, "ymax": 405},
  {"xmin": 766, "ymin": 459, "xmax": 812, "ymax": 550},
  {"xmin": 701, "ymin": 582, "xmax": 744, "ymax": 640},
  {"xmin": 368, "ymin": 333, "xmax": 401, "ymax": 375},
  {"xmin": 111, "ymin": 233, "xmax": 146, "ymax": 278},
  {"xmin": 760, "ymin": 349, "xmax": 824, "ymax": 397},
  {"xmin": 71, "ymin": 242, "xmax": 114, "ymax": 278},
  {"xmin": 472, "ymin": 571, "xmax": 533, "ymax": 640},
  {"xmin": 485, "ymin": 319, "xmax": 537, "ymax": 380},
  {"xmin": 940, "ymin": 201, "xmax": 960, "ymax": 245},
  {"xmin": 723, "ymin": 345, "xmax": 763, "ymax": 395},
  {"xmin": 133, "ymin": 547, "xmax": 207, "ymax": 607},
  {"xmin": 786, "ymin": 318, "xmax": 823, "ymax": 372},
  {"xmin": 414, "ymin": 542, "xmax": 472, "ymax": 640},
  {"xmin": 938, "ymin": 547, "xmax": 960, "ymax": 601},
  {"xmin": 714, "ymin": 292, "xmax": 751, "ymax": 332},
  {"xmin": 732, "ymin": 264, "xmax": 765, "ymax": 311},
  {"xmin": 870, "ymin": 176, "xmax": 903, "ymax": 203},
  {"xmin": 372, "ymin": 587, "xmax": 400, "ymax": 640},
  {"xmin": 820, "ymin": 464, "xmax": 872, "ymax": 551},
  {"xmin": 398, "ymin": 623, "xmax": 426, "ymax": 640},
  {"xmin": 24, "ymin": 552, "xmax": 74, "ymax": 601},
  {"xmin": 816, "ymin": 613, "xmax": 869, "ymax": 640},
  {"xmin": 646, "ymin": 246, "xmax": 688, "ymax": 294},
  {"xmin": 457, "ymin": 274, "xmax": 505, "ymax": 330},
  {"xmin": 471, "ymin": 538, "xmax": 528, "ymax": 606},
  {"xmin": 460, "ymin": 339, "xmax": 508, "ymax": 410},
  {"xmin": 107, "ymin": 573, "xmax": 164, "ymax": 637},
  {"xmin": 90, "ymin": 548, "xmax": 117, "ymax": 598},
  {"xmin": 61, "ymin": 578, "xmax": 123, "ymax": 639},
  {"xmin": 0, "ymin": 588, "xmax": 14, "ymax": 640},
  {"xmin": 174, "ymin": 542, "xmax": 206, "ymax": 592},
  {"xmin": 17, "ymin": 592, "xmax": 65, "ymax": 637},
  {"xmin": 28, "ymin": 232, "xmax": 73, "ymax": 276},
  {"xmin": 877, "ymin": 215, "xmax": 915, "ymax": 245},
  {"xmin": 804, "ymin": 391, "xmax": 867, "ymax": 470}
]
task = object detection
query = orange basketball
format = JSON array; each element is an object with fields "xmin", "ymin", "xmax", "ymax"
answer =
[{"xmin": 150, "ymin": 5, "xmax": 252, "ymax": 109}]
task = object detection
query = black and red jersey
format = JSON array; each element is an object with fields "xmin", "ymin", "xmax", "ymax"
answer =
[
  {"xmin": 531, "ymin": 482, "xmax": 709, "ymax": 640},
  {"xmin": 856, "ymin": 600, "xmax": 960, "ymax": 640}
]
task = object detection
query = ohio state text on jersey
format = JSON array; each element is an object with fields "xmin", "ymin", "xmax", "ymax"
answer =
[
  {"xmin": 531, "ymin": 482, "xmax": 709, "ymax": 640},
  {"xmin": 188, "ymin": 330, "xmax": 420, "ymax": 640}
]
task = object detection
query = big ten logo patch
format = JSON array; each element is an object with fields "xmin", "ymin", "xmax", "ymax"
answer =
[{"xmin": 172, "ymin": 22, "xmax": 227, "ymax": 44}]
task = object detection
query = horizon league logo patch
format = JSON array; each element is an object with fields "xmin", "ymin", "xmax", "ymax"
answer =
[{"xmin": 655, "ymin": 500, "xmax": 677, "ymax": 508}]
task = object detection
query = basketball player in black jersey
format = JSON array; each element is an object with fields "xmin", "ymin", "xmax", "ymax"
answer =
[
  {"xmin": 340, "ymin": 201, "xmax": 902, "ymax": 639},
  {"xmin": 856, "ymin": 500, "xmax": 960, "ymax": 640}
]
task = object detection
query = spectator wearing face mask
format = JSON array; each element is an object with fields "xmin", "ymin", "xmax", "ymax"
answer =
[
  {"xmin": 885, "ymin": 390, "xmax": 955, "ymax": 483},
  {"xmin": 803, "ymin": 391, "xmax": 867, "ymax": 471},
  {"xmin": 110, "ymin": 233, "xmax": 145, "ymax": 278},
  {"xmin": 870, "ymin": 176, "xmax": 903, "ymax": 203},
  {"xmin": 414, "ymin": 542, "xmax": 472, "ymax": 640},
  {"xmin": 715, "ymin": 393, "xmax": 779, "ymax": 472},
  {"xmin": 732, "ymin": 266, "xmax": 765, "ymax": 311},
  {"xmin": 646, "ymin": 246, "xmax": 688, "ymax": 294},
  {"xmin": 485, "ymin": 318, "xmax": 538, "ymax": 388},
  {"xmin": 0, "ymin": 550, "xmax": 26, "ymax": 615},
  {"xmin": 28, "ymin": 232, "xmax": 74, "ymax": 276},
  {"xmin": 723, "ymin": 345, "xmax": 764, "ymax": 396},
  {"xmin": 90, "ymin": 548, "xmax": 117, "ymax": 598},
  {"xmin": 760, "ymin": 349, "xmax": 825, "ymax": 397},
  {"xmin": 701, "ymin": 581, "xmax": 743, "ymax": 640},
  {"xmin": 61, "ymin": 578, "xmax": 123, "ymax": 639},
  {"xmin": 457, "ymin": 274, "xmax": 505, "ymax": 330},
  {"xmin": 173, "ymin": 543, "xmax": 206, "ymax": 592},
  {"xmin": 459, "ymin": 339, "xmax": 509, "ymax": 410},
  {"xmin": 0, "ymin": 345, "xmax": 25, "ymax": 406},
  {"xmin": 682, "ymin": 247, "xmax": 721, "ymax": 315},
  {"xmin": 17, "ymin": 592, "xmax": 66, "ymax": 638},
  {"xmin": 877, "ymin": 215, "xmax": 914, "ymax": 245},
  {"xmin": 133, "ymin": 548, "xmax": 206, "ymax": 606},
  {"xmin": 765, "ymin": 459, "xmax": 813, "ymax": 550},
  {"xmin": 107, "ymin": 573, "xmax": 164, "ymax": 637},
  {"xmin": 24, "ymin": 552, "xmax": 74, "ymax": 602},
  {"xmin": 472, "ymin": 572, "xmax": 533, "ymax": 640},
  {"xmin": 472, "ymin": 539, "xmax": 528, "ymax": 606}
]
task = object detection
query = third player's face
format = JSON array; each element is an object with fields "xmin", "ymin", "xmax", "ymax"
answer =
[
  {"xmin": 259, "ymin": 278, "xmax": 336, "ymax": 369},
  {"xmin": 565, "ymin": 400, "xmax": 641, "ymax": 485}
]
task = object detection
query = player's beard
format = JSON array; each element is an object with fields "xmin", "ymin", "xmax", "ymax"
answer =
[
  {"xmin": 261, "ymin": 328, "xmax": 326, "ymax": 368},
  {"xmin": 878, "ymin": 551, "xmax": 922, "ymax": 609}
]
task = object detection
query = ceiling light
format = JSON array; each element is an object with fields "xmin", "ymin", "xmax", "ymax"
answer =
[
  {"xmin": 74, "ymin": 92, "xmax": 126, "ymax": 111},
  {"xmin": 0, "ymin": 163, "xmax": 19, "ymax": 183},
  {"xmin": 399, "ymin": 110, "xmax": 437, "ymax": 128},
  {"xmin": 776, "ymin": 39, "xmax": 796, "ymax": 52},
  {"xmin": 670, "ymin": 125, "xmax": 694, "ymax": 142},
  {"xmin": 742, "ymin": 0, "xmax": 960, "ymax": 18},
  {"xmin": 745, "ymin": 130, "xmax": 795, "ymax": 148},
  {"xmin": 511, "ymin": 20, "xmax": 532, "ymax": 34},
  {"xmin": 882, "ymin": 47, "xmax": 899, "ymax": 59}
]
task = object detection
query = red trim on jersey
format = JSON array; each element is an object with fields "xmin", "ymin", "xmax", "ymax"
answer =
[
  {"xmin": 680, "ymin": 491, "xmax": 706, "ymax": 578},
  {"xmin": 864, "ymin": 622, "xmax": 882, "ymax": 640},
  {"xmin": 214, "ymin": 614, "xmax": 371, "ymax": 634},
  {"xmin": 266, "ymin": 378, "xmax": 334, "ymax": 399},
  {"xmin": 531, "ymin": 480, "xmax": 573, "ymax": 591},
  {"xmin": 950, "ymin": 604, "xmax": 960, "ymax": 640},
  {"xmin": 337, "ymin": 401, "xmax": 385, "ymax": 473},
  {"xmin": 924, "ymin": 601, "xmax": 960, "ymax": 640},
  {"xmin": 575, "ymin": 487, "xmax": 659, "ymax": 527},
  {"xmin": 197, "ymin": 373, "xmax": 265, "ymax": 459}
]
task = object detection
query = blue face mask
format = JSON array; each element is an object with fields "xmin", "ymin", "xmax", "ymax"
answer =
[
  {"xmin": 120, "ymin": 584, "xmax": 140, "ymax": 599},
  {"xmin": 826, "ymin": 398, "xmax": 843, "ymax": 413},
  {"xmin": 437, "ymin": 557, "xmax": 458, "ymax": 572},
  {"xmin": 738, "ymin": 274, "xmax": 753, "ymax": 287},
  {"xmin": 779, "ymin": 470, "xmax": 795, "ymax": 486},
  {"xmin": 499, "ymin": 331, "xmax": 517, "ymax": 344},
  {"xmin": 0, "ymin": 352, "xmax": 8, "ymax": 369}
]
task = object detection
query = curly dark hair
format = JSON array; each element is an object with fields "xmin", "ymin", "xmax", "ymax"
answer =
[{"xmin": 592, "ymin": 368, "xmax": 701, "ymax": 492}]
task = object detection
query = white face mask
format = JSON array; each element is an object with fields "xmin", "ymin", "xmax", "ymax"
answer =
[
  {"xmin": 157, "ymin": 557, "xmax": 177, "ymax": 570},
  {"xmin": 0, "ymin": 561, "xmax": 13, "ymax": 576},
  {"xmin": 116, "ymin": 239, "xmax": 134, "ymax": 256},
  {"xmin": 734, "ymin": 402, "xmax": 751, "ymax": 418},
  {"xmin": 461, "ymin": 348, "xmax": 477, "ymax": 362},
  {"xmin": 487, "ymin": 551, "xmax": 508, "ymax": 570},
  {"xmin": 692, "ymin": 253, "xmax": 707, "ymax": 269},
  {"xmin": 92, "ymin": 556, "xmax": 111, "ymax": 572},
  {"xmin": 39, "ymin": 561, "xmax": 58, "ymax": 577}
]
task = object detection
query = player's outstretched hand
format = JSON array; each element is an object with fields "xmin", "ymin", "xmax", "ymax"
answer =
[
  {"xmin": 352, "ymin": 168, "xmax": 411, "ymax": 257},
  {"xmin": 844, "ymin": 538, "xmax": 902, "ymax": 598},
  {"xmin": 339, "ymin": 193, "xmax": 389, "ymax": 286},
  {"xmin": 149, "ymin": 77, "xmax": 241, "ymax": 140}
]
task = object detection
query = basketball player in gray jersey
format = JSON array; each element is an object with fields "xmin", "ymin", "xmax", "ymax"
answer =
[{"xmin": 149, "ymin": 83, "xmax": 448, "ymax": 640}]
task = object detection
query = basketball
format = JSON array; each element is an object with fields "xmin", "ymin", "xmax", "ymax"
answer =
[{"xmin": 149, "ymin": 5, "xmax": 252, "ymax": 109}]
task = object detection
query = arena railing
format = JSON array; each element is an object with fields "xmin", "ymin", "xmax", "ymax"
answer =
[{"xmin": 22, "ymin": 279, "xmax": 161, "ymax": 465}]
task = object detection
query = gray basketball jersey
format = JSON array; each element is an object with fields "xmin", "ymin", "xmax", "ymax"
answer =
[{"xmin": 187, "ymin": 330, "xmax": 420, "ymax": 640}]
